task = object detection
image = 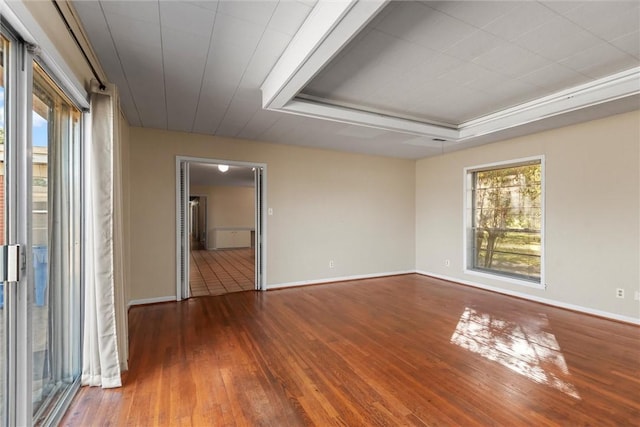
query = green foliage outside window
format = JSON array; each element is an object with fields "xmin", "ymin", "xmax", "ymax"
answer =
[{"xmin": 472, "ymin": 162, "xmax": 542, "ymax": 282}]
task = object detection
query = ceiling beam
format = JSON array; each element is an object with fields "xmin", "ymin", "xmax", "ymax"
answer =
[
  {"xmin": 261, "ymin": 0, "xmax": 389, "ymax": 110},
  {"xmin": 283, "ymin": 99, "xmax": 460, "ymax": 139},
  {"xmin": 459, "ymin": 67, "xmax": 640, "ymax": 140}
]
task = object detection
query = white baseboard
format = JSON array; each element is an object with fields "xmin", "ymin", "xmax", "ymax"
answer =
[
  {"xmin": 268, "ymin": 270, "xmax": 415, "ymax": 290},
  {"xmin": 126, "ymin": 271, "xmax": 639, "ymax": 325},
  {"xmin": 416, "ymin": 270, "xmax": 640, "ymax": 325},
  {"xmin": 127, "ymin": 296, "xmax": 176, "ymax": 308}
]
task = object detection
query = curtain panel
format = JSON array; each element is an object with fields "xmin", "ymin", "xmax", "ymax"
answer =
[{"xmin": 81, "ymin": 80, "xmax": 124, "ymax": 388}]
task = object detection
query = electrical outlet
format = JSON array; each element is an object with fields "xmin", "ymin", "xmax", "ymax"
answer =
[
  {"xmin": 634, "ymin": 291, "xmax": 640, "ymax": 301},
  {"xmin": 329, "ymin": 260, "xmax": 335, "ymax": 269},
  {"xmin": 616, "ymin": 288, "xmax": 625, "ymax": 299},
  {"xmin": 444, "ymin": 259, "xmax": 450, "ymax": 267}
]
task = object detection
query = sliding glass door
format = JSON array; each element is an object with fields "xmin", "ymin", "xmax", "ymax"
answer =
[
  {"xmin": 1, "ymin": 25, "xmax": 83, "ymax": 427},
  {"xmin": 0, "ymin": 34, "xmax": 7, "ymax": 427}
]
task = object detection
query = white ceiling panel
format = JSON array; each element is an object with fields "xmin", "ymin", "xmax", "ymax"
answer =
[
  {"xmin": 211, "ymin": 12, "xmax": 264, "ymax": 51},
  {"xmin": 444, "ymin": 30, "xmax": 505, "ymax": 62},
  {"xmin": 540, "ymin": 1, "xmax": 584, "ymax": 15},
  {"xmin": 160, "ymin": 1, "xmax": 216, "ymax": 34},
  {"xmin": 612, "ymin": 30, "xmax": 640, "ymax": 59},
  {"xmin": 191, "ymin": 102, "xmax": 229, "ymax": 136},
  {"xmin": 159, "ymin": 3, "xmax": 215, "ymax": 132},
  {"xmin": 104, "ymin": 8, "xmax": 161, "ymax": 49},
  {"xmin": 268, "ymin": 0, "xmax": 314, "ymax": 36},
  {"xmin": 99, "ymin": 0, "xmax": 160, "ymax": 24},
  {"xmin": 295, "ymin": 0, "xmax": 317, "ymax": 8},
  {"xmin": 186, "ymin": 1, "xmax": 220, "ymax": 13},
  {"xmin": 192, "ymin": 38, "xmax": 255, "ymax": 133},
  {"xmin": 215, "ymin": 88, "xmax": 261, "ymax": 136},
  {"xmin": 100, "ymin": 4, "xmax": 165, "ymax": 119},
  {"xmin": 404, "ymin": 52, "xmax": 464, "ymax": 82},
  {"xmin": 462, "ymin": 66, "xmax": 511, "ymax": 92},
  {"xmin": 482, "ymin": 2, "xmax": 558, "ymax": 41},
  {"xmin": 441, "ymin": 61, "xmax": 499, "ymax": 87},
  {"xmin": 161, "ymin": 29, "xmax": 209, "ymax": 132},
  {"xmin": 363, "ymin": 30, "xmax": 438, "ymax": 71},
  {"xmin": 239, "ymin": 29, "xmax": 292, "ymax": 89},
  {"xmin": 217, "ymin": 0, "xmax": 278, "ymax": 27},
  {"xmin": 427, "ymin": 1, "xmax": 518, "ymax": 28},
  {"xmin": 560, "ymin": 43, "xmax": 638, "ymax": 79},
  {"xmin": 376, "ymin": 2, "xmax": 477, "ymax": 52},
  {"xmin": 237, "ymin": 109, "xmax": 282, "ymax": 141},
  {"xmin": 563, "ymin": 1, "xmax": 639, "ymax": 41},
  {"xmin": 514, "ymin": 17, "xmax": 604, "ymax": 62},
  {"xmin": 472, "ymin": 44, "xmax": 552, "ymax": 78},
  {"xmin": 107, "ymin": 14, "xmax": 167, "ymax": 129},
  {"xmin": 484, "ymin": 78, "xmax": 540, "ymax": 106},
  {"xmin": 517, "ymin": 63, "xmax": 588, "ymax": 92},
  {"xmin": 191, "ymin": 88, "xmax": 235, "ymax": 136}
]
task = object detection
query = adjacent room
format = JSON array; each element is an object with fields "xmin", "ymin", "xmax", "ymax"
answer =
[
  {"xmin": 0, "ymin": 1, "xmax": 638, "ymax": 426},
  {"xmin": 188, "ymin": 162, "xmax": 257, "ymax": 297}
]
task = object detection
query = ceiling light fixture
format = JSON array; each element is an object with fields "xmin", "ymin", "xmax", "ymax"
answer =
[{"xmin": 218, "ymin": 164, "xmax": 229, "ymax": 173}]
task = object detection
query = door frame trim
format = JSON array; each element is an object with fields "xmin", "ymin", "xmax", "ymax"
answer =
[{"xmin": 175, "ymin": 156, "xmax": 267, "ymax": 300}]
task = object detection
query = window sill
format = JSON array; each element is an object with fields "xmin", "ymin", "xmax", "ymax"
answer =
[{"xmin": 464, "ymin": 268, "xmax": 546, "ymax": 290}]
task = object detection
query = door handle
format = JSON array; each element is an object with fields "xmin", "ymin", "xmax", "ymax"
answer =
[{"xmin": 0, "ymin": 244, "xmax": 22, "ymax": 282}]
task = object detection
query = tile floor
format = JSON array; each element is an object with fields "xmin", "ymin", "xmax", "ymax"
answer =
[{"xmin": 189, "ymin": 248, "xmax": 255, "ymax": 297}]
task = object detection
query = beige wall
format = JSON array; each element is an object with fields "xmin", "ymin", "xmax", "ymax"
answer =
[
  {"xmin": 416, "ymin": 111, "xmax": 640, "ymax": 320},
  {"xmin": 129, "ymin": 127, "xmax": 416, "ymax": 301},
  {"xmin": 190, "ymin": 185, "xmax": 255, "ymax": 249}
]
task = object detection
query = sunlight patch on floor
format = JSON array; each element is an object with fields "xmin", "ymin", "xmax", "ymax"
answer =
[{"xmin": 451, "ymin": 307, "xmax": 580, "ymax": 399}]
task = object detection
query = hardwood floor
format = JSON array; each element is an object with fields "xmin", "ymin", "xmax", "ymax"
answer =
[
  {"xmin": 61, "ymin": 274, "xmax": 640, "ymax": 426},
  {"xmin": 190, "ymin": 248, "xmax": 255, "ymax": 297}
]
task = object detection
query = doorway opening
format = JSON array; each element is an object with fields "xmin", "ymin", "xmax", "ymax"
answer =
[
  {"xmin": 189, "ymin": 195, "xmax": 206, "ymax": 250},
  {"xmin": 176, "ymin": 157, "xmax": 266, "ymax": 300}
]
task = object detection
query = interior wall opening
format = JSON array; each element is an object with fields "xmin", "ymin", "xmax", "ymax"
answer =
[
  {"xmin": 176, "ymin": 157, "xmax": 266, "ymax": 300},
  {"xmin": 189, "ymin": 163, "xmax": 256, "ymax": 297}
]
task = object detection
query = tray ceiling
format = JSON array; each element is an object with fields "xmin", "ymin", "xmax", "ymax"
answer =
[{"xmin": 302, "ymin": 1, "xmax": 639, "ymax": 126}]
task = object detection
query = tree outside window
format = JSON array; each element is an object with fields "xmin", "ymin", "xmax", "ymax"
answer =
[{"xmin": 469, "ymin": 160, "xmax": 542, "ymax": 283}]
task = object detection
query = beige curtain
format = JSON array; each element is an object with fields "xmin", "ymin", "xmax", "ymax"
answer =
[{"xmin": 81, "ymin": 80, "xmax": 125, "ymax": 388}]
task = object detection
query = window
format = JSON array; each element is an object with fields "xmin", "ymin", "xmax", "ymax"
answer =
[{"xmin": 465, "ymin": 157, "xmax": 544, "ymax": 286}]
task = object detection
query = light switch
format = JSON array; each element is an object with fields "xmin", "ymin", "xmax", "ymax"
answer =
[{"xmin": 268, "ymin": 208, "xmax": 273, "ymax": 216}]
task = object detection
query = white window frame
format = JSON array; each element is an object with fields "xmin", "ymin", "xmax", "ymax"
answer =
[{"xmin": 463, "ymin": 156, "xmax": 545, "ymax": 289}]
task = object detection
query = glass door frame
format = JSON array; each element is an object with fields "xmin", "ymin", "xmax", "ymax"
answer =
[{"xmin": 2, "ymin": 24, "xmax": 34, "ymax": 427}]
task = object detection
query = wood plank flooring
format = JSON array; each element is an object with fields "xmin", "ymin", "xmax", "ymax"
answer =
[
  {"xmin": 190, "ymin": 248, "xmax": 255, "ymax": 297},
  {"xmin": 61, "ymin": 274, "xmax": 640, "ymax": 426}
]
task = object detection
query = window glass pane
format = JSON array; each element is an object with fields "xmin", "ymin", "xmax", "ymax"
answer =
[
  {"xmin": 470, "ymin": 162, "xmax": 542, "ymax": 282},
  {"xmin": 32, "ymin": 63, "xmax": 82, "ymax": 419},
  {"xmin": 32, "ymin": 64, "xmax": 51, "ymax": 415}
]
